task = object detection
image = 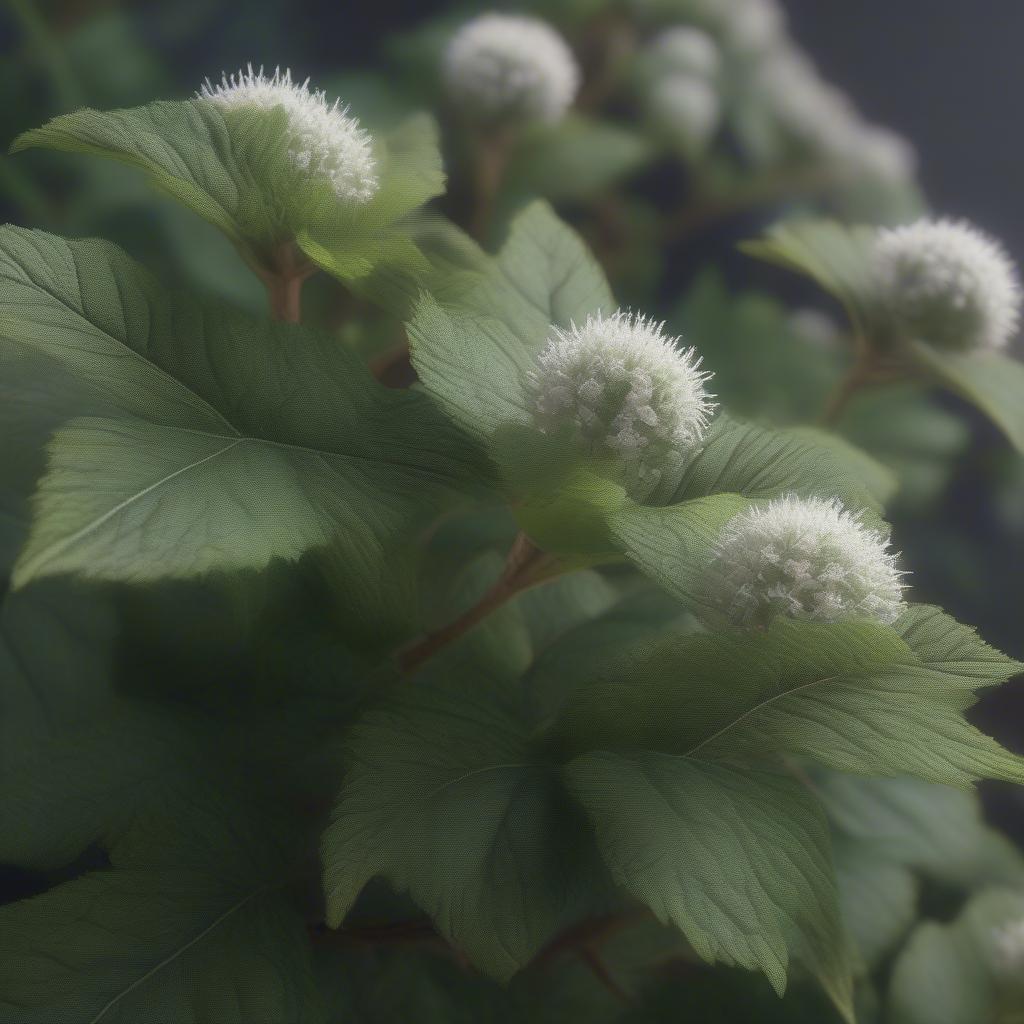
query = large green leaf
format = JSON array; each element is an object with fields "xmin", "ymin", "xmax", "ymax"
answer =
[
  {"xmin": 320, "ymin": 679, "xmax": 608, "ymax": 982},
  {"xmin": 13, "ymin": 100, "xmax": 445, "ymax": 282},
  {"xmin": 553, "ymin": 606, "xmax": 1024, "ymax": 787},
  {"xmin": 0, "ymin": 228, "xmax": 486, "ymax": 627},
  {"xmin": 0, "ymin": 781, "xmax": 322, "ymax": 1024},
  {"xmin": 565, "ymin": 754, "xmax": 854, "ymax": 1020},
  {"xmin": 909, "ymin": 341, "xmax": 1024, "ymax": 453}
]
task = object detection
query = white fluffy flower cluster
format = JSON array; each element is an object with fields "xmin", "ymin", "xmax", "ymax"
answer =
[
  {"xmin": 873, "ymin": 218, "xmax": 1022, "ymax": 352},
  {"xmin": 703, "ymin": 495, "xmax": 906, "ymax": 628},
  {"xmin": 200, "ymin": 66, "xmax": 378, "ymax": 204},
  {"xmin": 648, "ymin": 26, "xmax": 720, "ymax": 79},
  {"xmin": 528, "ymin": 311, "xmax": 715, "ymax": 498},
  {"xmin": 443, "ymin": 14, "xmax": 579, "ymax": 125},
  {"xmin": 753, "ymin": 47, "xmax": 916, "ymax": 184},
  {"xmin": 643, "ymin": 27, "xmax": 720, "ymax": 150}
]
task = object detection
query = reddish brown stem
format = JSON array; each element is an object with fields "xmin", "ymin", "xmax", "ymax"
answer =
[
  {"xmin": 469, "ymin": 128, "xmax": 513, "ymax": 244},
  {"xmin": 819, "ymin": 353, "xmax": 887, "ymax": 427},
  {"xmin": 399, "ymin": 532, "xmax": 554, "ymax": 674},
  {"xmin": 254, "ymin": 242, "xmax": 317, "ymax": 323},
  {"xmin": 580, "ymin": 945, "xmax": 632, "ymax": 1003}
]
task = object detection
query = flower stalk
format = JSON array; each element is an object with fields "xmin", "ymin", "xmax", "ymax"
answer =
[{"xmin": 400, "ymin": 531, "xmax": 556, "ymax": 674}]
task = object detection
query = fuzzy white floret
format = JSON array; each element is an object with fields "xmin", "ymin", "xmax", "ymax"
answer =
[
  {"xmin": 648, "ymin": 74, "xmax": 720, "ymax": 149},
  {"xmin": 874, "ymin": 218, "xmax": 1022, "ymax": 351},
  {"xmin": 528, "ymin": 310, "xmax": 715, "ymax": 498},
  {"xmin": 199, "ymin": 65, "xmax": 378, "ymax": 203},
  {"xmin": 444, "ymin": 14, "xmax": 579, "ymax": 124},
  {"xmin": 704, "ymin": 495, "xmax": 906, "ymax": 627},
  {"xmin": 648, "ymin": 27, "xmax": 720, "ymax": 79}
]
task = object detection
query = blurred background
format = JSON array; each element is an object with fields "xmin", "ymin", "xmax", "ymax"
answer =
[{"xmin": 1, "ymin": 0, "xmax": 1021, "ymax": 833}]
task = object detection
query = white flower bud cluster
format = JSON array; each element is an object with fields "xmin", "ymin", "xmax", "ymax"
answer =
[
  {"xmin": 443, "ymin": 14, "xmax": 579, "ymax": 125},
  {"xmin": 199, "ymin": 65, "xmax": 378, "ymax": 204},
  {"xmin": 648, "ymin": 27, "xmax": 721, "ymax": 79},
  {"xmin": 753, "ymin": 47, "xmax": 916, "ymax": 184},
  {"xmin": 528, "ymin": 311, "xmax": 715, "ymax": 498},
  {"xmin": 873, "ymin": 219, "xmax": 1022, "ymax": 352},
  {"xmin": 703, "ymin": 495, "xmax": 906, "ymax": 628},
  {"xmin": 643, "ymin": 27, "xmax": 721, "ymax": 151}
]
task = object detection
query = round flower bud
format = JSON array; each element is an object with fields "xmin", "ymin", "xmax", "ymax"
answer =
[
  {"xmin": 703, "ymin": 495, "xmax": 905, "ymax": 627},
  {"xmin": 648, "ymin": 74, "xmax": 720, "ymax": 151},
  {"xmin": 528, "ymin": 311, "xmax": 715, "ymax": 498},
  {"xmin": 199, "ymin": 65, "xmax": 378, "ymax": 204},
  {"xmin": 722, "ymin": 0, "xmax": 785, "ymax": 52},
  {"xmin": 873, "ymin": 218, "xmax": 1022, "ymax": 351},
  {"xmin": 648, "ymin": 27, "xmax": 720, "ymax": 79},
  {"xmin": 848, "ymin": 125, "xmax": 917, "ymax": 184},
  {"xmin": 443, "ymin": 14, "xmax": 580, "ymax": 125}
]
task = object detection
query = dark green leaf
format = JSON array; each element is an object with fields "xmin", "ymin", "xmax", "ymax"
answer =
[
  {"xmin": 321, "ymin": 680, "xmax": 608, "ymax": 982},
  {"xmin": 0, "ymin": 228, "xmax": 486, "ymax": 633},
  {"xmin": 565, "ymin": 754, "xmax": 854, "ymax": 1019}
]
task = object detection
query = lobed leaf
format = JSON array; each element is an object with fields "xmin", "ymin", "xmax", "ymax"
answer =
[
  {"xmin": 320, "ymin": 679, "xmax": 608, "ymax": 982},
  {"xmin": 554, "ymin": 606, "xmax": 1024, "ymax": 787},
  {"xmin": 565, "ymin": 754, "xmax": 855, "ymax": 1020},
  {"xmin": 0, "ymin": 227, "xmax": 487, "ymax": 629}
]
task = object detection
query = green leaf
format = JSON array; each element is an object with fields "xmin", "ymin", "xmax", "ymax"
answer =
[
  {"xmin": 887, "ymin": 888, "xmax": 1024, "ymax": 1024},
  {"xmin": 554, "ymin": 606, "xmax": 1024, "ymax": 787},
  {"xmin": 0, "ymin": 782, "xmax": 323, "ymax": 1024},
  {"xmin": 406, "ymin": 201, "xmax": 614, "ymax": 444},
  {"xmin": 0, "ymin": 229, "xmax": 486, "ymax": 626},
  {"xmin": 0, "ymin": 702, "xmax": 203, "ymax": 871},
  {"xmin": 834, "ymin": 840, "xmax": 917, "ymax": 970},
  {"xmin": 501, "ymin": 116, "xmax": 651, "ymax": 204},
  {"xmin": 565, "ymin": 754, "xmax": 854, "ymax": 1019},
  {"xmin": 787, "ymin": 427, "xmax": 898, "ymax": 506},
  {"xmin": 321, "ymin": 680, "xmax": 607, "ymax": 982},
  {"xmin": 13, "ymin": 100, "xmax": 444, "ymax": 280},
  {"xmin": 646, "ymin": 414, "xmax": 882, "ymax": 511},
  {"xmin": 740, "ymin": 220, "xmax": 880, "ymax": 333},
  {"xmin": 819, "ymin": 773, "xmax": 1024, "ymax": 890},
  {"xmin": 909, "ymin": 341, "xmax": 1024, "ymax": 453}
]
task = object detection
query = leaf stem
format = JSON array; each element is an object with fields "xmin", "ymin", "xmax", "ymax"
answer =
[
  {"xmin": 469, "ymin": 128, "xmax": 513, "ymax": 244},
  {"xmin": 819, "ymin": 350, "xmax": 892, "ymax": 427},
  {"xmin": 255, "ymin": 242, "xmax": 316, "ymax": 323},
  {"xmin": 399, "ymin": 531, "xmax": 556, "ymax": 674}
]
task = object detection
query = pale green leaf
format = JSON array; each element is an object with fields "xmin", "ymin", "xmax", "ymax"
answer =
[
  {"xmin": 13, "ymin": 101, "xmax": 444, "ymax": 281},
  {"xmin": 909, "ymin": 341, "xmax": 1024, "ymax": 453},
  {"xmin": 740, "ymin": 220, "xmax": 880, "ymax": 333},
  {"xmin": 554, "ymin": 606, "xmax": 1024, "ymax": 787}
]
